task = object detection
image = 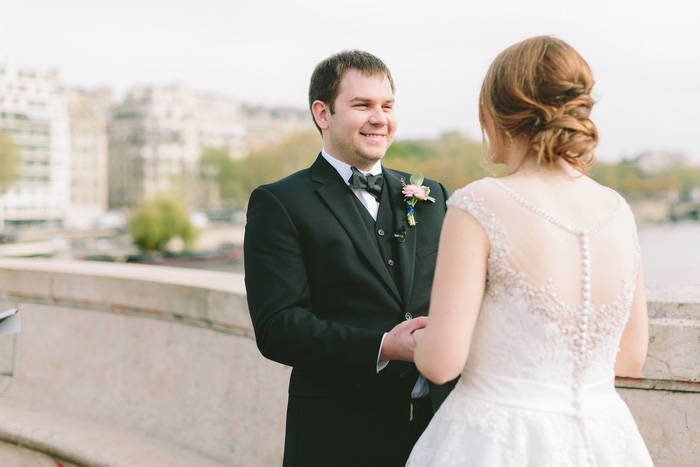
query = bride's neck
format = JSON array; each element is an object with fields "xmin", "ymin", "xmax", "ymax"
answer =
[
  {"xmin": 505, "ymin": 143, "xmax": 578, "ymax": 178},
  {"xmin": 498, "ymin": 136, "xmax": 581, "ymax": 179},
  {"xmin": 510, "ymin": 158, "xmax": 580, "ymax": 180},
  {"xmin": 503, "ymin": 138, "xmax": 536, "ymax": 174}
]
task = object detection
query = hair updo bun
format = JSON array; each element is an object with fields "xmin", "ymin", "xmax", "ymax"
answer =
[{"xmin": 480, "ymin": 36, "xmax": 598, "ymax": 171}]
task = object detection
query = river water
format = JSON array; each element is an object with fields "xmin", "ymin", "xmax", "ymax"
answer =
[{"xmin": 638, "ymin": 221, "xmax": 700, "ymax": 284}]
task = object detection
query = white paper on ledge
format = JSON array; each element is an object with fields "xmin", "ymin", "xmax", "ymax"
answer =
[{"xmin": 0, "ymin": 308, "xmax": 20, "ymax": 336}]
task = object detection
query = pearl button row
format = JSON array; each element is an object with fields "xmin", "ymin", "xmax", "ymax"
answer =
[{"xmin": 579, "ymin": 233, "xmax": 591, "ymax": 354}]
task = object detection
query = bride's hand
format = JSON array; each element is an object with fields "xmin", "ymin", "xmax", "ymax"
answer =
[
  {"xmin": 379, "ymin": 316, "xmax": 427, "ymax": 362},
  {"xmin": 412, "ymin": 327, "xmax": 425, "ymax": 345}
]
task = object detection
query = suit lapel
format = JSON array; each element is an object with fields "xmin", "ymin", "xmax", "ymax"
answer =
[
  {"xmin": 311, "ymin": 155, "xmax": 401, "ymax": 302},
  {"xmin": 383, "ymin": 169, "xmax": 417, "ymax": 307}
]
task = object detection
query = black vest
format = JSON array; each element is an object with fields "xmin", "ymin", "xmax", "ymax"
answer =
[{"xmin": 350, "ymin": 184, "xmax": 402, "ymax": 291}]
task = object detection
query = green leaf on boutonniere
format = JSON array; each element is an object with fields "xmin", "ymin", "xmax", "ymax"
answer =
[{"xmin": 409, "ymin": 173, "xmax": 424, "ymax": 186}]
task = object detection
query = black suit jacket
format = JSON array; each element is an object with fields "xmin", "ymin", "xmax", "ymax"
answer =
[{"xmin": 244, "ymin": 154, "xmax": 450, "ymax": 466}]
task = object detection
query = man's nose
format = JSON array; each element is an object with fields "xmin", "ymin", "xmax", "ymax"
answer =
[{"xmin": 368, "ymin": 106, "xmax": 388, "ymax": 125}]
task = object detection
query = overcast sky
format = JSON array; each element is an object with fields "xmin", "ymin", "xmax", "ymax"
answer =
[{"xmin": 1, "ymin": 0, "xmax": 698, "ymax": 163}]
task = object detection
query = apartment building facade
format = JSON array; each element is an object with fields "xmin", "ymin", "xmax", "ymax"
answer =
[
  {"xmin": 0, "ymin": 60, "xmax": 314, "ymax": 225},
  {"xmin": 0, "ymin": 58, "xmax": 70, "ymax": 229},
  {"xmin": 66, "ymin": 88, "xmax": 112, "ymax": 228},
  {"xmin": 108, "ymin": 85, "xmax": 313, "ymax": 210},
  {"xmin": 108, "ymin": 85, "xmax": 200, "ymax": 210}
]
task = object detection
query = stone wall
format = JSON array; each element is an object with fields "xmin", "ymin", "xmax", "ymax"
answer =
[
  {"xmin": 0, "ymin": 259, "xmax": 697, "ymax": 465},
  {"xmin": 0, "ymin": 258, "xmax": 290, "ymax": 466},
  {"xmin": 617, "ymin": 282, "xmax": 700, "ymax": 467}
]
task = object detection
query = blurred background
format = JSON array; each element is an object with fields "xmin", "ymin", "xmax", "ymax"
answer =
[
  {"xmin": 0, "ymin": 0, "xmax": 698, "ymax": 282},
  {"xmin": 0, "ymin": 2, "xmax": 698, "ymax": 464}
]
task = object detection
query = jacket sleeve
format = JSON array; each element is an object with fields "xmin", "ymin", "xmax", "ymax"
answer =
[{"xmin": 244, "ymin": 186, "xmax": 385, "ymax": 375}]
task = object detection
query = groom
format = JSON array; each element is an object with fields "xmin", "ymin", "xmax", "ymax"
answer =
[{"xmin": 244, "ymin": 50, "xmax": 451, "ymax": 467}]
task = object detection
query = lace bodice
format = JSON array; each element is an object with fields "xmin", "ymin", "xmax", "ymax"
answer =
[
  {"xmin": 447, "ymin": 177, "xmax": 640, "ymax": 388},
  {"xmin": 407, "ymin": 177, "xmax": 652, "ymax": 467}
]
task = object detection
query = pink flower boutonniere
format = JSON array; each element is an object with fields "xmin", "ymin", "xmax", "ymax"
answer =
[{"xmin": 401, "ymin": 173, "xmax": 435, "ymax": 226}]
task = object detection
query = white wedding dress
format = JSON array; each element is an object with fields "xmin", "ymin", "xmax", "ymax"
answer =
[{"xmin": 407, "ymin": 177, "xmax": 653, "ymax": 466}]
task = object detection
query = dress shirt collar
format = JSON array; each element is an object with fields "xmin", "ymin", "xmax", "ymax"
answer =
[{"xmin": 321, "ymin": 148, "xmax": 383, "ymax": 185}]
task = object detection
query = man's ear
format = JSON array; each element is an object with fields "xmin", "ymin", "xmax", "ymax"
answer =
[{"xmin": 311, "ymin": 100, "xmax": 331, "ymax": 131}]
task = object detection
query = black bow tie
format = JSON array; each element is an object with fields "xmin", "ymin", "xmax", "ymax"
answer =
[{"xmin": 349, "ymin": 167, "xmax": 383, "ymax": 201}]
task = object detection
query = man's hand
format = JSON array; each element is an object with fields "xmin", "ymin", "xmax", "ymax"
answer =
[{"xmin": 379, "ymin": 316, "xmax": 428, "ymax": 363}]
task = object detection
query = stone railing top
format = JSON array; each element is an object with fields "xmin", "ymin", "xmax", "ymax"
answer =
[
  {"xmin": 0, "ymin": 258, "xmax": 245, "ymax": 293},
  {"xmin": 0, "ymin": 258, "xmax": 250, "ymax": 337},
  {"xmin": 645, "ymin": 281, "xmax": 700, "ymax": 307}
]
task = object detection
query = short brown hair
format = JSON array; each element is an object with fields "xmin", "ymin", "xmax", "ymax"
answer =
[
  {"xmin": 308, "ymin": 50, "xmax": 395, "ymax": 134},
  {"xmin": 480, "ymin": 36, "xmax": 598, "ymax": 171}
]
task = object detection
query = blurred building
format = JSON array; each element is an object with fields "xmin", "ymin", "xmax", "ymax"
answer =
[
  {"xmin": 0, "ymin": 58, "xmax": 314, "ymax": 222},
  {"xmin": 243, "ymin": 104, "xmax": 312, "ymax": 154},
  {"xmin": 108, "ymin": 85, "xmax": 312, "ymax": 210},
  {"xmin": 195, "ymin": 91, "xmax": 246, "ymax": 160},
  {"xmin": 108, "ymin": 85, "xmax": 200, "ymax": 210},
  {"xmin": 0, "ymin": 58, "xmax": 70, "ymax": 229},
  {"xmin": 66, "ymin": 87, "xmax": 112, "ymax": 229},
  {"xmin": 108, "ymin": 85, "xmax": 247, "ymax": 210}
]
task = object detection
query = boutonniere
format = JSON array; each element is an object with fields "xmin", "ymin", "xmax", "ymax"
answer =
[{"xmin": 400, "ymin": 173, "xmax": 435, "ymax": 226}]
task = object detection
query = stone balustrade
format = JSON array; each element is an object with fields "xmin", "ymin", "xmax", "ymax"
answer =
[
  {"xmin": 0, "ymin": 258, "xmax": 697, "ymax": 466},
  {"xmin": 616, "ymin": 282, "xmax": 700, "ymax": 466},
  {"xmin": 0, "ymin": 258, "xmax": 290, "ymax": 466}
]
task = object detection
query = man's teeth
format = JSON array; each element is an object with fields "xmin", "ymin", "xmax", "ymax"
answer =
[{"xmin": 362, "ymin": 134, "xmax": 384, "ymax": 138}]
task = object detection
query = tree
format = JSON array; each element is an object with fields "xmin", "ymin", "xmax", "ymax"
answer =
[
  {"xmin": 0, "ymin": 131, "xmax": 20, "ymax": 194},
  {"xmin": 197, "ymin": 133, "xmax": 322, "ymax": 208},
  {"xmin": 230, "ymin": 132, "xmax": 320, "ymax": 205},
  {"xmin": 129, "ymin": 195, "xmax": 199, "ymax": 252},
  {"xmin": 384, "ymin": 133, "xmax": 504, "ymax": 194}
]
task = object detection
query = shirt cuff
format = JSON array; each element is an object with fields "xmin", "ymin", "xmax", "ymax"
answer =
[{"xmin": 376, "ymin": 332, "xmax": 389, "ymax": 373}]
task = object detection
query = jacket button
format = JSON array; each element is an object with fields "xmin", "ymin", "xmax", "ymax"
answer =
[
  {"xmin": 377, "ymin": 229, "xmax": 385, "ymax": 236},
  {"xmin": 404, "ymin": 312, "xmax": 412, "ymax": 320},
  {"xmin": 387, "ymin": 259, "xmax": 395, "ymax": 267}
]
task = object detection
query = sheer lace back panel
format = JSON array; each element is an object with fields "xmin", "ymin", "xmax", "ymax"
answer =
[{"xmin": 447, "ymin": 177, "xmax": 640, "ymax": 386}]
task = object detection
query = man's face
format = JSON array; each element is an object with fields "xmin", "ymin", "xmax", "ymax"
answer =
[{"xmin": 322, "ymin": 69, "xmax": 396, "ymax": 171}]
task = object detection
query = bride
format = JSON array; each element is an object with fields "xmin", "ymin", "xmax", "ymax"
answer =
[{"xmin": 407, "ymin": 36, "xmax": 653, "ymax": 466}]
